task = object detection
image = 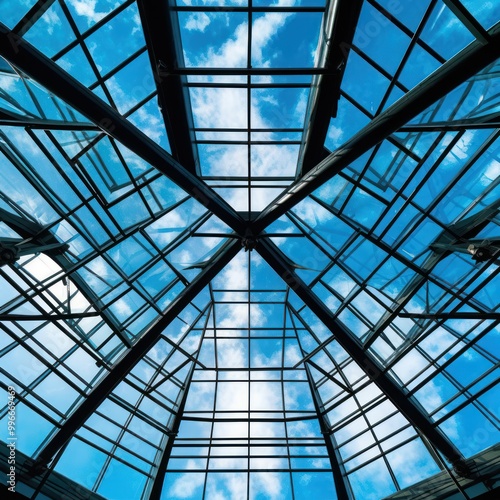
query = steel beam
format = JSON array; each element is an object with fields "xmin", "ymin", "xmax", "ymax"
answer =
[
  {"xmin": 253, "ymin": 24, "xmax": 500, "ymax": 233},
  {"xmin": 442, "ymin": 0, "xmax": 490, "ymax": 43},
  {"xmin": 31, "ymin": 239, "xmax": 241, "ymax": 470},
  {"xmin": 12, "ymin": 0, "xmax": 55, "ymax": 36},
  {"xmin": 137, "ymin": 0, "xmax": 200, "ymax": 176},
  {"xmin": 0, "ymin": 111, "xmax": 99, "ymax": 131},
  {"xmin": 0, "ymin": 24, "xmax": 246, "ymax": 235},
  {"xmin": 303, "ymin": 363, "xmax": 354, "ymax": 500},
  {"xmin": 398, "ymin": 312, "xmax": 500, "ymax": 320},
  {"xmin": 297, "ymin": 0, "xmax": 364, "ymax": 176},
  {"xmin": 256, "ymin": 238, "xmax": 468, "ymax": 472},
  {"xmin": 288, "ymin": 305, "xmax": 354, "ymax": 499},
  {"xmin": 147, "ymin": 305, "xmax": 212, "ymax": 499}
]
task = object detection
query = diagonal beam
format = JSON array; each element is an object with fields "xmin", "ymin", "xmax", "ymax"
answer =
[
  {"xmin": 0, "ymin": 24, "xmax": 246, "ymax": 235},
  {"xmin": 12, "ymin": 0, "xmax": 55, "ymax": 36},
  {"xmin": 0, "ymin": 109, "xmax": 99, "ymax": 131},
  {"xmin": 147, "ymin": 304, "xmax": 212, "ymax": 499},
  {"xmin": 303, "ymin": 361, "xmax": 355, "ymax": 500},
  {"xmin": 287, "ymin": 304, "xmax": 354, "ymax": 499},
  {"xmin": 256, "ymin": 238, "xmax": 469, "ymax": 472},
  {"xmin": 297, "ymin": 0, "xmax": 364, "ymax": 176},
  {"xmin": 399, "ymin": 312, "xmax": 500, "ymax": 320},
  {"xmin": 400, "ymin": 120, "xmax": 500, "ymax": 132},
  {"xmin": 442, "ymin": 0, "xmax": 490, "ymax": 43},
  {"xmin": 253, "ymin": 24, "xmax": 500, "ymax": 233},
  {"xmin": 148, "ymin": 361, "xmax": 196, "ymax": 500},
  {"xmin": 0, "ymin": 312, "xmax": 100, "ymax": 321},
  {"xmin": 31, "ymin": 239, "xmax": 241, "ymax": 470},
  {"xmin": 137, "ymin": 0, "xmax": 200, "ymax": 176}
]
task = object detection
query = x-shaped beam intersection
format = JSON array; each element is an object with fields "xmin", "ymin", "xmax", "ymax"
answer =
[{"xmin": 1, "ymin": 19, "xmax": 499, "ymax": 483}]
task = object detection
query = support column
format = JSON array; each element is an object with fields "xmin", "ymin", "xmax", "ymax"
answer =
[
  {"xmin": 257, "ymin": 238, "xmax": 469, "ymax": 474},
  {"xmin": 147, "ymin": 304, "xmax": 213, "ymax": 499},
  {"xmin": 288, "ymin": 305, "xmax": 354, "ymax": 500},
  {"xmin": 31, "ymin": 240, "xmax": 241, "ymax": 471},
  {"xmin": 253, "ymin": 25, "xmax": 500, "ymax": 232}
]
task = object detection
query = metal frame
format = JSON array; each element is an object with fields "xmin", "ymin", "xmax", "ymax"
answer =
[
  {"xmin": 256, "ymin": 238, "xmax": 468, "ymax": 472},
  {"xmin": 253, "ymin": 24, "xmax": 500, "ymax": 232},
  {"xmin": 288, "ymin": 303, "xmax": 355, "ymax": 500},
  {"xmin": 31, "ymin": 239, "xmax": 240, "ymax": 470},
  {"xmin": 12, "ymin": 0, "xmax": 56, "ymax": 36},
  {"xmin": 0, "ymin": 23, "xmax": 246, "ymax": 235},
  {"xmin": 148, "ymin": 361, "xmax": 197, "ymax": 500},
  {"xmin": 137, "ymin": 0, "xmax": 200, "ymax": 176},
  {"xmin": 146, "ymin": 302, "xmax": 213, "ymax": 498}
]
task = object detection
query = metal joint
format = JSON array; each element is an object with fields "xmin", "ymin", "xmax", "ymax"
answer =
[
  {"xmin": 453, "ymin": 458, "xmax": 477, "ymax": 479},
  {"xmin": 24, "ymin": 458, "xmax": 47, "ymax": 477},
  {"xmin": 157, "ymin": 59, "xmax": 172, "ymax": 78},
  {"xmin": 241, "ymin": 236, "xmax": 258, "ymax": 252},
  {"xmin": 0, "ymin": 244, "xmax": 19, "ymax": 266}
]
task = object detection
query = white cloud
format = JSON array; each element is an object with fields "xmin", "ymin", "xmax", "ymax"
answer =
[
  {"xmin": 0, "ymin": 74, "xmax": 18, "ymax": 93},
  {"xmin": 251, "ymin": 143, "xmax": 298, "ymax": 177},
  {"xmin": 184, "ymin": 0, "xmax": 304, "ymax": 199},
  {"xmin": 169, "ymin": 462, "xmax": 205, "ymax": 498},
  {"xmin": 148, "ymin": 208, "xmax": 187, "ymax": 245},
  {"xmin": 42, "ymin": 7, "xmax": 61, "ymax": 35},
  {"xmin": 196, "ymin": 20, "xmax": 248, "ymax": 69},
  {"xmin": 252, "ymin": 348, "xmax": 282, "ymax": 369},
  {"xmin": 68, "ymin": 0, "xmax": 107, "ymax": 25},
  {"xmin": 250, "ymin": 472, "xmax": 283, "ymax": 499},
  {"xmin": 386, "ymin": 440, "xmax": 440, "ymax": 486},
  {"xmin": 391, "ymin": 349, "xmax": 460, "ymax": 441},
  {"xmin": 447, "ymin": 130, "xmax": 476, "ymax": 162},
  {"xmin": 131, "ymin": 106, "xmax": 163, "ymax": 143},
  {"xmin": 224, "ymin": 474, "xmax": 247, "ymax": 500},
  {"xmin": 185, "ymin": 12, "xmax": 211, "ymax": 32},
  {"xmin": 86, "ymin": 41, "xmax": 103, "ymax": 72},
  {"xmin": 292, "ymin": 197, "xmax": 332, "ymax": 227},
  {"xmin": 327, "ymin": 123, "xmax": 343, "ymax": 145},
  {"xmin": 250, "ymin": 380, "xmax": 282, "ymax": 411},
  {"xmin": 217, "ymin": 340, "xmax": 247, "ymax": 369}
]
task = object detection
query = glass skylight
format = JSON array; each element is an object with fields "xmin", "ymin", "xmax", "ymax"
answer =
[{"xmin": 0, "ymin": 1, "xmax": 499, "ymax": 499}]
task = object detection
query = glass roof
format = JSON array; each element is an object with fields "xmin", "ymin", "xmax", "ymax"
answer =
[{"xmin": 0, "ymin": 1, "xmax": 499, "ymax": 499}]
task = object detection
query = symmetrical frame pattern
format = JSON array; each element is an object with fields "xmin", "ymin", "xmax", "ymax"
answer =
[{"xmin": 0, "ymin": 1, "xmax": 499, "ymax": 499}]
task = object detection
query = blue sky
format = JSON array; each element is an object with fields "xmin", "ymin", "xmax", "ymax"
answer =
[{"xmin": 0, "ymin": 1, "xmax": 499, "ymax": 499}]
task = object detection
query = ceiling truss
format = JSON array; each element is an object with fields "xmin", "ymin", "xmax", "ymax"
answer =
[{"xmin": 0, "ymin": 2, "xmax": 499, "ymax": 500}]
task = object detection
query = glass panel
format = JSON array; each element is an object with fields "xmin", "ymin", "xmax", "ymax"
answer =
[{"xmin": 1, "ymin": 2, "xmax": 499, "ymax": 499}]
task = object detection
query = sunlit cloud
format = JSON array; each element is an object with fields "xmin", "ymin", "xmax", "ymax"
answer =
[
  {"xmin": 67, "ymin": 0, "xmax": 108, "ymax": 25},
  {"xmin": 182, "ymin": 0, "xmax": 304, "ymax": 196},
  {"xmin": 185, "ymin": 12, "xmax": 211, "ymax": 32}
]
